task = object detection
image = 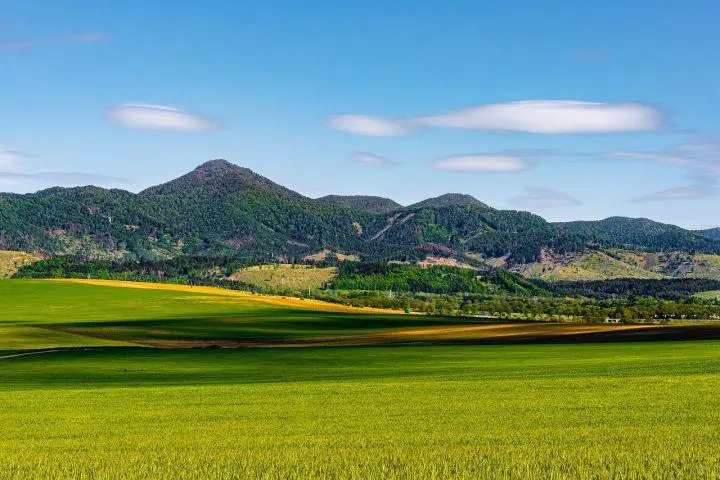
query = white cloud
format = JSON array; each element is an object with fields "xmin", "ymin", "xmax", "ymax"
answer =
[
  {"xmin": 328, "ymin": 115, "xmax": 408, "ymax": 137},
  {"xmin": 414, "ymin": 101, "xmax": 663, "ymax": 134},
  {"xmin": 509, "ymin": 187, "xmax": 582, "ymax": 209},
  {"xmin": 329, "ymin": 100, "xmax": 663, "ymax": 136},
  {"xmin": 431, "ymin": 154, "xmax": 530, "ymax": 173},
  {"xmin": 352, "ymin": 152, "xmax": 399, "ymax": 168},
  {"xmin": 108, "ymin": 103, "xmax": 217, "ymax": 132}
]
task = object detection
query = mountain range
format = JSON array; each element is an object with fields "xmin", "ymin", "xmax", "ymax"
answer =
[{"xmin": 1, "ymin": 159, "xmax": 719, "ymax": 280}]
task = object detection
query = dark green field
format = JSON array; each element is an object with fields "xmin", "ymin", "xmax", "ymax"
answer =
[{"xmin": 3, "ymin": 279, "xmax": 720, "ymax": 478}]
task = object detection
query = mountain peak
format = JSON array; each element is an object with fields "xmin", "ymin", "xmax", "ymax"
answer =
[
  {"xmin": 194, "ymin": 159, "xmax": 239, "ymax": 173},
  {"xmin": 188, "ymin": 159, "xmax": 254, "ymax": 179},
  {"xmin": 139, "ymin": 159, "xmax": 301, "ymax": 199},
  {"xmin": 408, "ymin": 193, "xmax": 488, "ymax": 210}
]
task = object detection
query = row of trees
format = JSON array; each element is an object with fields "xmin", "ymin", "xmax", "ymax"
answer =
[
  {"xmin": 15, "ymin": 256, "xmax": 720, "ymax": 323},
  {"xmin": 311, "ymin": 290, "xmax": 720, "ymax": 323}
]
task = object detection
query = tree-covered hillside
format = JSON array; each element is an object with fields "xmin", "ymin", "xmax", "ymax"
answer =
[
  {"xmin": 698, "ymin": 228, "xmax": 720, "ymax": 241},
  {"xmin": 553, "ymin": 217, "xmax": 720, "ymax": 254},
  {"xmin": 2, "ymin": 160, "xmax": 720, "ymax": 269},
  {"xmin": 316, "ymin": 195, "xmax": 403, "ymax": 214}
]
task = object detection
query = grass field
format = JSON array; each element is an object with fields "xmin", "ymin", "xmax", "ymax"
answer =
[
  {"xmin": 4, "ymin": 279, "xmax": 719, "ymax": 349},
  {"xmin": 697, "ymin": 290, "xmax": 720, "ymax": 301},
  {"xmin": 229, "ymin": 263, "xmax": 337, "ymax": 291},
  {"xmin": 4, "ymin": 279, "xmax": 720, "ymax": 478},
  {"xmin": 3, "ymin": 344, "xmax": 720, "ymax": 478}
]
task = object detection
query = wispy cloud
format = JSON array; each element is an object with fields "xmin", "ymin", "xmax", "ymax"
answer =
[
  {"xmin": 431, "ymin": 154, "xmax": 530, "ymax": 173},
  {"xmin": 328, "ymin": 115, "xmax": 408, "ymax": 137},
  {"xmin": 608, "ymin": 139, "xmax": 720, "ymax": 202},
  {"xmin": 509, "ymin": 187, "xmax": 582, "ymax": 209},
  {"xmin": 107, "ymin": 103, "xmax": 217, "ymax": 132},
  {"xmin": 328, "ymin": 100, "xmax": 664, "ymax": 137},
  {"xmin": 633, "ymin": 181, "xmax": 719, "ymax": 202},
  {"xmin": 607, "ymin": 140, "xmax": 720, "ymax": 176},
  {"xmin": 0, "ymin": 32, "xmax": 108, "ymax": 52},
  {"xmin": 0, "ymin": 171, "xmax": 131, "ymax": 186},
  {"xmin": 0, "ymin": 141, "xmax": 130, "ymax": 190},
  {"xmin": 351, "ymin": 152, "xmax": 400, "ymax": 169},
  {"xmin": 0, "ymin": 143, "xmax": 27, "ymax": 171}
]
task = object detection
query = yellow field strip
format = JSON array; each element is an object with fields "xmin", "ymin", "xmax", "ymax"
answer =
[{"xmin": 52, "ymin": 279, "xmax": 404, "ymax": 314}]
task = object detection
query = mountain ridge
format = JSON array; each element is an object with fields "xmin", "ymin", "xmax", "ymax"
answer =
[
  {"xmin": 1, "ymin": 159, "xmax": 719, "ymax": 280},
  {"xmin": 316, "ymin": 195, "xmax": 403, "ymax": 214},
  {"xmin": 698, "ymin": 227, "xmax": 720, "ymax": 241}
]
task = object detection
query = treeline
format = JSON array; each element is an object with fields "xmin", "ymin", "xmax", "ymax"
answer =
[
  {"xmin": 545, "ymin": 278, "xmax": 720, "ymax": 301},
  {"xmin": 312, "ymin": 290, "xmax": 720, "ymax": 323},
  {"xmin": 14, "ymin": 255, "xmax": 250, "ymax": 283},
  {"xmin": 331, "ymin": 262, "xmax": 489, "ymax": 294},
  {"xmin": 330, "ymin": 262, "xmax": 550, "ymax": 296}
]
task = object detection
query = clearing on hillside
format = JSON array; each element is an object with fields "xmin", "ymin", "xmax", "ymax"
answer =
[
  {"xmin": 229, "ymin": 263, "xmax": 337, "ymax": 291},
  {"xmin": 0, "ymin": 251, "xmax": 40, "ymax": 278}
]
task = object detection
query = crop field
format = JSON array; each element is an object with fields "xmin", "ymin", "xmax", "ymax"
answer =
[{"xmin": 3, "ymin": 279, "xmax": 720, "ymax": 478}]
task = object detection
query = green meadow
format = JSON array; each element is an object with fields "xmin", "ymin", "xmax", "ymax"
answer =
[{"xmin": 3, "ymin": 279, "xmax": 720, "ymax": 478}]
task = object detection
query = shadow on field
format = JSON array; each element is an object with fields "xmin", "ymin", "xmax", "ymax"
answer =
[{"xmin": 39, "ymin": 311, "xmax": 720, "ymax": 348}]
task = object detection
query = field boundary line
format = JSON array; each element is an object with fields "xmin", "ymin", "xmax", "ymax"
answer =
[{"xmin": 0, "ymin": 349, "xmax": 64, "ymax": 360}]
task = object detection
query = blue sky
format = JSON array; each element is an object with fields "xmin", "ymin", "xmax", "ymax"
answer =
[{"xmin": 1, "ymin": 0, "xmax": 719, "ymax": 228}]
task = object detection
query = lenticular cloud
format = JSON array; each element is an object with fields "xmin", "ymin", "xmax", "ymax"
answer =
[
  {"xmin": 414, "ymin": 101, "xmax": 663, "ymax": 134},
  {"xmin": 328, "ymin": 100, "xmax": 664, "ymax": 136},
  {"xmin": 108, "ymin": 104, "xmax": 217, "ymax": 132}
]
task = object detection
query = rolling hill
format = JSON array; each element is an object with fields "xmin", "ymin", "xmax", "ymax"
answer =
[
  {"xmin": 316, "ymin": 195, "xmax": 403, "ymax": 214},
  {"xmin": 698, "ymin": 228, "xmax": 720, "ymax": 241},
  {"xmin": 1, "ymin": 159, "xmax": 719, "ymax": 279},
  {"xmin": 552, "ymin": 217, "xmax": 720, "ymax": 253}
]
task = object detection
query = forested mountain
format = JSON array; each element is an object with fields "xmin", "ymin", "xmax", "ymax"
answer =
[
  {"xmin": 698, "ymin": 228, "xmax": 720, "ymax": 241},
  {"xmin": 1, "ymin": 160, "xmax": 720, "ymax": 275},
  {"xmin": 553, "ymin": 217, "xmax": 720, "ymax": 254},
  {"xmin": 407, "ymin": 193, "xmax": 488, "ymax": 209},
  {"xmin": 316, "ymin": 195, "xmax": 402, "ymax": 214}
]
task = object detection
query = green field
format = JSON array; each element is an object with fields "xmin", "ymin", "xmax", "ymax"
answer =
[
  {"xmin": 697, "ymin": 290, "xmax": 720, "ymax": 301},
  {"xmin": 3, "ymin": 279, "xmax": 720, "ymax": 478}
]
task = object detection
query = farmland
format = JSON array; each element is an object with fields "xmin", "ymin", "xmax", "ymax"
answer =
[{"xmin": 3, "ymin": 279, "xmax": 720, "ymax": 478}]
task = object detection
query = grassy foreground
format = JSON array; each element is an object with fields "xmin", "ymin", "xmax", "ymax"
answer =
[
  {"xmin": 3, "ymin": 344, "xmax": 720, "ymax": 479},
  {"xmin": 3, "ymin": 279, "xmax": 720, "ymax": 478}
]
